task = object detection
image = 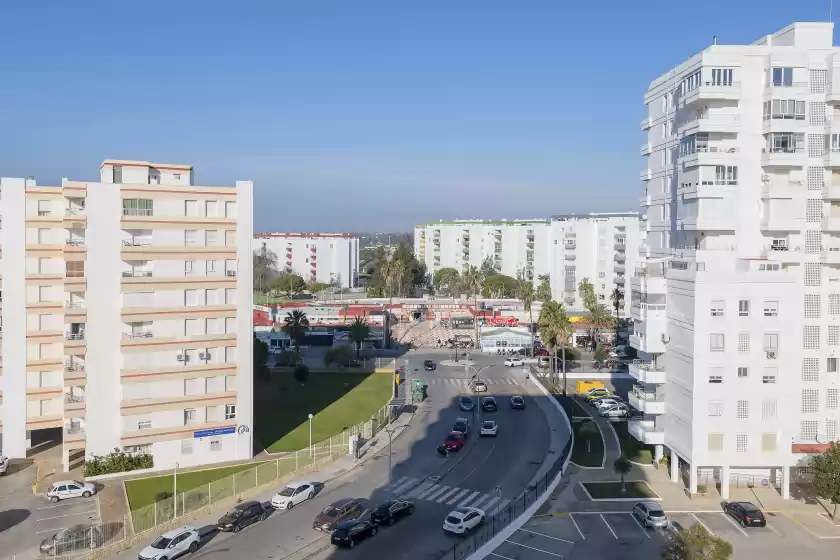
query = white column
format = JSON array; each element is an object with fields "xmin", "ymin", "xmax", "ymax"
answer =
[
  {"xmin": 654, "ymin": 444, "xmax": 664, "ymax": 462},
  {"xmin": 670, "ymin": 451, "xmax": 679, "ymax": 483},
  {"xmin": 689, "ymin": 465, "xmax": 698, "ymax": 495},
  {"xmin": 720, "ymin": 465, "xmax": 730, "ymax": 499},
  {"xmin": 62, "ymin": 447, "xmax": 70, "ymax": 473},
  {"xmin": 781, "ymin": 465, "xmax": 790, "ymax": 500}
]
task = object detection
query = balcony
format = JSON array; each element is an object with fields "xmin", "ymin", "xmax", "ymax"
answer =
[
  {"xmin": 761, "ymin": 147, "xmax": 805, "ymax": 168},
  {"xmin": 64, "ymin": 392, "xmax": 85, "ymax": 414},
  {"xmin": 122, "ymin": 238, "xmax": 152, "ymax": 247},
  {"xmin": 628, "ymin": 386, "xmax": 665, "ymax": 415},
  {"xmin": 628, "ymin": 360, "xmax": 666, "ymax": 384},
  {"xmin": 65, "ymin": 360, "xmax": 85, "ymax": 372},
  {"xmin": 564, "ymin": 253, "xmax": 576, "ymax": 261},
  {"xmin": 65, "ymin": 331, "xmax": 85, "ymax": 341},
  {"xmin": 122, "ymin": 208, "xmax": 153, "ymax": 217},
  {"xmin": 640, "ymin": 143, "xmax": 652, "ymax": 156},
  {"xmin": 123, "ymin": 331, "xmax": 153, "ymax": 340},
  {"xmin": 679, "ymin": 114, "xmax": 741, "ymax": 136},
  {"xmin": 822, "ymin": 246, "xmax": 840, "ymax": 264},
  {"xmin": 614, "ymin": 263, "xmax": 626, "ymax": 273},
  {"xmin": 640, "ymin": 116, "xmax": 652, "ymax": 130},
  {"xmin": 826, "ymin": 151, "xmax": 840, "ymax": 168},
  {"xmin": 682, "ymin": 81, "xmax": 741, "ymax": 106},
  {"xmin": 680, "ymin": 146, "xmax": 740, "ymax": 168},
  {"xmin": 614, "ymin": 243, "xmax": 626, "ymax": 252},
  {"xmin": 630, "ymin": 302, "xmax": 665, "ymax": 323},
  {"xmin": 614, "ymin": 275, "xmax": 626, "ymax": 285},
  {"xmin": 564, "ymin": 295, "xmax": 575, "ymax": 305},
  {"xmin": 823, "ymin": 185, "xmax": 840, "ymax": 200},
  {"xmin": 64, "ymin": 419, "xmax": 85, "ymax": 442},
  {"xmin": 65, "ymin": 238, "xmax": 85, "ymax": 247},
  {"xmin": 564, "ymin": 240, "xmax": 576, "ymax": 250},
  {"xmin": 628, "ymin": 420, "xmax": 665, "ymax": 446},
  {"xmin": 65, "ymin": 208, "xmax": 85, "ymax": 217},
  {"xmin": 640, "ymin": 170, "xmax": 652, "ymax": 181},
  {"xmin": 762, "ymin": 181, "xmax": 803, "ymax": 199},
  {"xmin": 65, "ymin": 301, "xmax": 86, "ymax": 310},
  {"xmin": 122, "ymin": 270, "xmax": 153, "ymax": 278},
  {"xmin": 764, "ymin": 244, "xmax": 802, "ymax": 263},
  {"xmin": 614, "ymin": 252, "xmax": 626, "ymax": 262}
]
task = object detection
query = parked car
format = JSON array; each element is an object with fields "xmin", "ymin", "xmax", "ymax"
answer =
[
  {"xmin": 458, "ymin": 396, "xmax": 475, "ymax": 411},
  {"xmin": 271, "ymin": 481, "xmax": 316, "ymax": 510},
  {"xmin": 480, "ymin": 420, "xmax": 498, "ymax": 437},
  {"xmin": 444, "ymin": 432, "xmax": 466, "ymax": 452},
  {"xmin": 504, "ymin": 357, "xmax": 525, "ymax": 367},
  {"xmin": 510, "ymin": 395, "xmax": 525, "ymax": 409},
  {"xmin": 609, "ymin": 345, "xmax": 629, "ymax": 359},
  {"xmin": 217, "ymin": 501, "xmax": 267, "ymax": 532},
  {"xmin": 582, "ymin": 389, "xmax": 612, "ymax": 402},
  {"xmin": 424, "ymin": 360, "xmax": 437, "ymax": 371},
  {"xmin": 331, "ymin": 519, "xmax": 378, "ymax": 549},
  {"xmin": 370, "ymin": 500, "xmax": 414, "ymax": 526},
  {"xmin": 723, "ymin": 501, "xmax": 767, "ymax": 527},
  {"xmin": 0, "ymin": 455, "xmax": 8, "ymax": 475},
  {"xmin": 313, "ymin": 499, "xmax": 365, "ymax": 532},
  {"xmin": 481, "ymin": 396, "xmax": 497, "ymax": 412},
  {"xmin": 474, "ymin": 380, "xmax": 488, "ymax": 393},
  {"xmin": 442, "ymin": 507, "xmax": 486, "ymax": 535},
  {"xmin": 40, "ymin": 525, "xmax": 103, "ymax": 555},
  {"xmin": 593, "ymin": 397, "xmax": 624, "ymax": 411},
  {"xmin": 46, "ymin": 480, "xmax": 97, "ymax": 503},
  {"xmin": 632, "ymin": 502, "xmax": 668, "ymax": 528},
  {"xmin": 599, "ymin": 404, "xmax": 630, "ymax": 418},
  {"xmin": 453, "ymin": 417, "xmax": 470, "ymax": 436},
  {"xmin": 138, "ymin": 526, "xmax": 200, "ymax": 560}
]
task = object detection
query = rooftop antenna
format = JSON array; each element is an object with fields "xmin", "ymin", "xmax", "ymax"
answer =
[
  {"xmin": 831, "ymin": 0, "xmax": 834, "ymax": 22},
  {"xmin": 712, "ymin": 35, "xmax": 717, "ymax": 46}
]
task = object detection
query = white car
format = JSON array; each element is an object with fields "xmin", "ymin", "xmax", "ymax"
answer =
[
  {"xmin": 473, "ymin": 380, "xmax": 488, "ymax": 393},
  {"xmin": 504, "ymin": 357, "xmax": 525, "ymax": 367},
  {"xmin": 46, "ymin": 480, "xmax": 97, "ymax": 503},
  {"xmin": 593, "ymin": 397, "xmax": 624, "ymax": 411},
  {"xmin": 138, "ymin": 526, "xmax": 200, "ymax": 560},
  {"xmin": 271, "ymin": 481, "xmax": 316, "ymax": 510},
  {"xmin": 0, "ymin": 455, "xmax": 8, "ymax": 475},
  {"xmin": 609, "ymin": 345, "xmax": 629, "ymax": 359},
  {"xmin": 599, "ymin": 404, "xmax": 630, "ymax": 418},
  {"xmin": 479, "ymin": 420, "xmax": 498, "ymax": 437},
  {"xmin": 442, "ymin": 506, "xmax": 486, "ymax": 534},
  {"xmin": 632, "ymin": 501, "xmax": 669, "ymax": 528}
]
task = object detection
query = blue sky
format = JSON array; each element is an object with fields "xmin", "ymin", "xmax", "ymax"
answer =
[{"xmin": 0, "ymin": 1, "xmax": 834, "ymax": 231}]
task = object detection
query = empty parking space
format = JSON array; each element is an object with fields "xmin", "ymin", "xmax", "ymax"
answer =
[
  {"xmin": 33, "ymin": 496, "xmax": 100, "ymax": 535},
  {"xmin": 782, "ymin": 511, "xmax": 840, "ymax": 539}
]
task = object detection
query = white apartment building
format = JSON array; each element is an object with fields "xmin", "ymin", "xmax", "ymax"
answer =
[
  {"xmin": 414, "ymin": 215, "xmax": 641, "ymax": 316},
  {"xmin": 633, "ymin": 22, "xmax": 840, "ymax": 499},
  {"xmin": 254, "ymin": 233, "xmax": 360, "ymax": 288},
  {"xmin": 0, "ymin": 160, "xmax": 254, "ymax": 473}
]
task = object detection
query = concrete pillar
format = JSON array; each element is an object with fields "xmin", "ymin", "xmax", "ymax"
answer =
[
  {"xmin": 670, "ymin": 451, "xmax": 679, "ymax": 483},
  {"xmin": 62, "ymin": 447, "xmax": 70, "ymax": 473},
  {"xmin": 720, "ymin": 465, "xmax": 730, "ymax": 499},
  {"xmin": 654, "ymin": 444, "xmax": 664, "ymax": 462},
  {"xmin": 782, "ymin": 465, "xmax": 790, "ymax": 500},
  {"xmin": 689, "ymin": 465, "xmax": 698, "ymax": 495}
]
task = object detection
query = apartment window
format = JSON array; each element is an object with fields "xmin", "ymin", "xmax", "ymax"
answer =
[
  {"xmin": 123, "ymin": 199, "xmax": 153, "ymax": 216},
  {"xmin": 831, "ymin": 294, "xmax": 840, "ymax": 315},
  {"xmin": 827, "ymin": 388, "xmax": 839, "ymax": 409},
  {"xmin": 738, "ymin": 333, "xmax": 750, "ymax": 353},
  {"xmin": 763, "ymin": 333, "xmax": 779, "ymax": 353},
  {"xmin": 806, "ymin": 263, "xmax": 822, "ymax": 286},
  {"xmin": 225, "ymin": 201, "xmax": 237, "ymax": 218},
  {"xmin": 736, "ymin": 434, "xmax": 748, "ymax": 453},
  {"xmin": 801, "ymin": 421, "xmax": 819, "ymax": 441},
  {"xmin": 206, "ymin": 200, "xmax": 219, "ymax": 217},
  {"xmin": 711, "ymin": 68, "xmax": 733, "ymax": 86},
  {"xmin": 125, "ymin": 444, "xmax": 152, "ymax": 455},
  {"xmin": 225, "ymin": 230, "xmax": 236, "ymax": 247},
  {"xmin": 181, "ymin": 440, "xmax": 194, "ymax": 455},
  {"xmin": 206, "ymin": 260, "xmax": 217, "ymax": 274},
  {"xmin": 708, "ymin": 433, "xmax": 724, "ymax": 451},
  {"xmin": 598, "ymin": 272, "xmax": 605, "ymax": 279},
  {"xmin": 206, "ymin": 230, "xmax": 219, "ymax": 246},
  {"xmin": 762, "ymin": 433, "xmax": 777, "ymax": 452},
  {"xmin": 185, "ymin": 200, "xmax": 198, "ymax": 216},
  {"xmin": 771, "ymin": 67, "xmax": 794, "ymax": 87},
  {"xmin": 738, "ymin": 300, "xmax": 750, "ymax": 317},
  {"xmin": 762, "ymin": 368, "xmax": 777, "ymax": 384},
  {"xmin": 830, "ymin": 326, "xmax": 839, "ymax": 347},
  {"xmin": 138, "ymin": 420, "xmax": 152, "ymax": 430},
  {"xmin": 185, "ymin": 260, "xmax": 196, "ymax": 275},
  {"xmin": 807, "ymin": 200, "xmax": 824, "ymax": 223},
  {"xmin": 803, "ymin": 326, "xmax": 820, "ymax": 350},
  {"xmin": 762, "ymin": 399, "xmax": 778, "ymax": 420},
  {"xmin": 210, "ymin": 439, "xmax": 223, "ymax": 451},
  {"xmin": 225, "ymin": 404, "xmax": 237, "ymax": 420},
  {"xmin": 708, "ymin": 373, "xmax": 723, "ymax": 384},
  {"xmin": 806, "ymin": 231, "xmax": 823, "ymax": 254},
  {"xmin": 737, "ymin": 366, "xmax": 749, "ymax": 379},
  {"xmin": 736, "ymin": 400, "xmax": 749, "ymax": 419},
  {"xmin": 768, "ymin": 132, "xmax": 804, "ymax": 153},
  {"xmin": 802, "ymin": 389, "xmax": 819, "ymax": 413},
  {"xmin": 827, "ymin": 420, "xmax": 838, "ymax": 441},
  {"xmin": 185, "ymin": 290, "xmax": 198, "ymax": 307},
  {"xmin": 710, "ymin": 333, "xmax": 725, "ymax": 351},
  {"xmin": 803, "ymin": 358, "xmax": 820, "ymax": 382},
  {"xmin": 829, "ymin": 358, "xmax": 838, "ymax": 374},
  {"xmin": 714, "ymin": 165, "xmax": 738, "ymax": 185},
  {"xmin": 710, "ymin": 300, "xmax": 724, "ymax": 317},
  {"xmin": 184, "ymin": 230, "xmax": 197, "ymax": 246},
  {"xmin": 708, "ymin": 402, "xmax": 724, "ymax": 417},
  {"xmin": 184, "ymin": 409, "xmax": 197, "ymax": 425},
  {"xmin": 225, "ymin": 346, "xmax": 237, "ymax": 363},
  {"xmin": 763, "ymin": 301, "xmax": 779, "ymax": 317},
  {"xmin": 763, "ymin": 99, "xmax": 806, "ymax": 120}
]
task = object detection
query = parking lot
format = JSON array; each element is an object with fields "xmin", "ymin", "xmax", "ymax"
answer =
[{"xmin": 489, "ymin": 508, "xmax": 840, "ymax": 560}]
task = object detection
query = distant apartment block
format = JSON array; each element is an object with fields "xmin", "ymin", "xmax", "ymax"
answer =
[
  {"xmin": 0, "ymin": 160, "xmax": 254, "ymax": 472},
  {"xmin": 254, "ymin": 233, "xmax": 360, "ymax": 288}
]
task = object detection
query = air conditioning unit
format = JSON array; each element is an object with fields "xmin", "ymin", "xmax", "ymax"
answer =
[
  {"xmin": 766, "ymin": 351, "xmax": 777, "ymax": 359},
  {"xmin": 761, "ymin": 174, "xmax": 770, "ymax": 182},
  {"xmin": 226, "ymin": 270, "xmax": 237, "ymax": 277},
  {"xmin": 199, "ymin": 352, "xmax": 209, "ymax": 360},
  {"xmin": 176, "ymin": 354, "xmax": 186, "ymax": 362}
]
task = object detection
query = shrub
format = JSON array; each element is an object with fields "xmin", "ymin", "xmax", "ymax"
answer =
[
  {"xmin": 293, "ymin": 363, "xmax": 310, "ymax": 385},
  {"xmin": 84, "ymin": 448, "xmax": 153, "ymax": 476},
  {"xmin": 696, "ymin": 483, "xmax": 708, "ymax": 494}
]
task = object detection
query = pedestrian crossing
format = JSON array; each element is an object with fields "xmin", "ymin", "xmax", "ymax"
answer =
[
  {"xmin": 384, "ymin": 476, "xmax": 511, "ymax": 516},
  {"xmin": 424, "ymin": 378, "xmax": 522, "ymax": 386}
]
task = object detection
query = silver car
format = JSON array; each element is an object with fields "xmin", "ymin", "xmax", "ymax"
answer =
[{"xmin": 632, "ymin": 502, "xmax": 668, "ymax": 528}]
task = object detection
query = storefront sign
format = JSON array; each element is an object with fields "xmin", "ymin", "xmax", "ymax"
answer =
[
  {"xmin": 194, "ymin": 426, "xmax": 236, "ymax": 439},
  {"xmin": 487, "ymin": 317, "xmax": 519, "ymax": 327}
]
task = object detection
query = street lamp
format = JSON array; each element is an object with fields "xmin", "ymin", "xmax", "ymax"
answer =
[
  {"xmin": 173, "ymin": 462, "xmax": 179, "ymax": 517},
  {"xmin": 384, "ymin": 427, "xmax": 396, "ymax": 482},
  {"xmin": 308, "ymin": 413, "xmax": 314, "ymax": 457}
]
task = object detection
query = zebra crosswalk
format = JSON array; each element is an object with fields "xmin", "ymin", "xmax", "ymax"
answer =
[
  {"xmin": 424, "ymin": 378, "xmax": 521, "ymax": 386},
  {"xmin": 384, "ymin": 476, "xmax": 511, "ymax": 516}
]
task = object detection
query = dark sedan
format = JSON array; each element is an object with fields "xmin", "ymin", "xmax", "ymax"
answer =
[
  {"xmin": 510, "ymin": 396, "xmax": 525, "ymax": 409},
  {"xmin": 371, "ymin": 500, "xmax": 415, "ymax": 526},
  {"xmin": 217, "ymin": 500, "xmax": 267, "ymax": 532},
  {"xmin": 481, "ymin": 397, "xmax": 497, "ymax": 412},
  {"xmin": 723, "ymin": 501, "xmax": 766, "ymax": 527},
  {"xmin": 331, "ymin": 519, "xmax": 378, "ymax": 549},
  {"xmin": 424, "ymin": 360, "xmax": 436, "ymax": 371},
  {"xmin": 313, "ymin": 498, "xmax": 364, "ymax": 532}
]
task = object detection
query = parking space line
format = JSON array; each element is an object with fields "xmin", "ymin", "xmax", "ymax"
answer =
[
  {"xmin": 569, "ymin": 514, "xmax": 585, "ymax": 540},
  {"xmin": 36, "ymin": 527, "xmax": 69, "ymax": 534},
  {"xmin": 765, "ymin": 521, "xmax": 781, "ymax": 535},
  {"xmin": 436, "ymin": 487, "xmax": 461, "ymax": 503},
  {"xmin": 627, "ymin": 512, "xmax": 651, "ymax": 538},
  {"xmin": 37, "ymin": 509, "xmax": 98, "ymax": 522},
  {"xmin": 504, "ymin": 540, "xmax": 565, "ymax": 557},
  {"xmin": 691, "ymin": 513, "xmax": 715, "ymax": 536},
  {"xmin": 446, "ymin": 489, "xmax": 471, "ymax": 505},
  {"xmin": 720, "ymin": 512, "xmax": 749, "ymax": 537},
  {"xmin": 600, "ymin": 514, "xmax": 618, "ymax": 539},
  {"xmin": 517, "ymin": 528, "xmax": 576, "ymax": 544},
  {"xmin": 489, "ymin": 553, "xmax": 515, "ymax": 560},
  {"xmin": 779, "ymin": 512, "xmax": 821, "ymax": 539},
  {"xmin": 37, "ymin": 500, "xmax": 97, "ymax": 510}
]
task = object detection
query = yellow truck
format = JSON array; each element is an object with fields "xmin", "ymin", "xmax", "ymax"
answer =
[{"xmin": 575, "ymin": 380, "xmax": 605, "ymax": 395}]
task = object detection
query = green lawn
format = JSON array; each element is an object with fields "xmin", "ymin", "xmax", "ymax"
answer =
[
  {"xmin": 581, "ymin": 481, "xmax": 659, "ymax": 500},
  {"xmin": 555, "ymin": 396, "xmax": 605, "ymax": 468},
  {"xmin": 612, "ymin": 421, "xmax": 654, "ymax": 464},
  {"xmin": 255, "ymin": 370, "xmax": 393, "ymax": 453},
  {"xmin": 254, "ymin": 293, "xmax": 295, "ymax": 305}
]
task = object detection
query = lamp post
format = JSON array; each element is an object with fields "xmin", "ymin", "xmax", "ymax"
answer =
[
  {"xmin": 173, "ymin": 462, "xmax": 179, "ymax": 517},
  {"xmin": 308, "ymin": 413, "xmax": 314, "ymax": 457},
  {"xmin": 464, "ymin": 364, "xmax": 492, "ymax": 424},
  {"xmin": 384, "ymin": 427, "xmax": 395, "ymax": 482}
]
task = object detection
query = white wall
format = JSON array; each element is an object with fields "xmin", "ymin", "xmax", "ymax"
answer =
[{"xmin": 254, "ymin": 235, "xmax": 359, "ymax": 288}]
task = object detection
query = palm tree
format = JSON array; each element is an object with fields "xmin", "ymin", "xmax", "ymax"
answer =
[
  {"xmin": 393, "ymin": 258, "xmax": 408, "ymax": 299},
  {"xmin": 282, "ymin": 310, "xmax": 309, "ymax": 348},
  {"xmin": 538, "ymin": 300, "xmax": 574, "ymax": 394},
  {"xmin": 614, "ymin": 455, "xmax": 633, "ymax": 493},
  {"xmin": 347, "ymin": 316, "xmax": 371, "ymax": 358},
  {"xmin": 590, "ymin": 304, "xmax": 614, "ymax": 348},
  {"xmin": 609, "ymin": 287, "xmax": 623, "ymax": 343},
  {"xmin": 462, "ymin": 265, "xmax": 484, "ymax": 347},
  {"xmin": 518, "ymin": 281, "xmax": 536, "ymax": 355}
]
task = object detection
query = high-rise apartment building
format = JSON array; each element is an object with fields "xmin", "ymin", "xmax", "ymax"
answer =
[
  {"xmin": 633, "ymin": 22, "xmax": 840, "ymax": 499},
  {"xmin": 0, "ymin": 160, "xmax": 254, "ymax": 472},
  {"xmin": 253, "ymin": 233, "xmax": 360, "ymax": 288}
]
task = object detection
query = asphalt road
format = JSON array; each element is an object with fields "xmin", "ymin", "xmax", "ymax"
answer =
[{"xmin": 110, "ymin": 350, "xmax": 552, "ymax": 560}]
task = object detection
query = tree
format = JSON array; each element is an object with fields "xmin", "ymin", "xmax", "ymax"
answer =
[
  {"xmin": 433, "ymin": 268, "xmax": 461, "ymax": 296},
  {"xmin": 282, "ymin": 310, "xmax": 309, "ymax": 347},
  {"xmin": 811, "ymin": 441, "xmax": 840, "ymax": 519},
  {"xmin": 253, "ymin": 246, "xmax": 279, "ymax": 294},
  {"xmin": 293, "ymin": 363, "xmax": 310, "ymax": 385},
  {"xmin": 662, "ymin": 524, "xmax": 733, "ymax": 560},
  {"xmin": 590, "ymin": 303, "xmax": 615, "ymax": 347},
  {"xmin": 578, "ymin": 421, "xmax": 599, "ymax": 455},
  {"xmin": 307, "ymin": 281, "xmax": 331, "ymax": 296},
  {"xmin": 539, "ymin": 300, "xmax": 574, "ymax": 394},
  {"xmin": 479, "ymin": 256, "xmax": 498, "ymax": 279},
  {"xmin": 614, "ymin": 455, "xmax": 633, "ymax": 493},
  {"xmin": 347, "ymin": 316, "xmax": 372, "ymax": 358},
  {"xmin": 535, "ymin": 274, "xmax": 552, "ymax": 302},
  {"xmin": 273, "ymin": 273, "xmax": 306, "ymax": 298},
  {"xmin": 324, "ymin": 345, "xmax": 354, "ymax": 367},
  {"xmin": 609, "ymin": 287, "xmax": 623, "ymax": 341},
  {"xmin": 482, "ymin": 274, "xmax": 518, "ymax": 298},
  {"xmin": 331, "ymin": 273, "xmax": 343, "ymax": 290},
  {"xmin": 254, "ymin": 337, "xmax": 270, "ymax": 383},
  {"xmin": 578, "ymin": 278, "xmax": 597, "ymax": 310},
  {"xmin": 518, "ymin": 281, "xmax": 535, "ymax": 344},
  {"xmin": 593, "ymin": 344, "xmax": 607, "ymax": 370}
]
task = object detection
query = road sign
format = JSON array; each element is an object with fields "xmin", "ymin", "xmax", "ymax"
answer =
[{"xmin": 494, "ymin": 485, "xmax": 502, "ymax": 494}]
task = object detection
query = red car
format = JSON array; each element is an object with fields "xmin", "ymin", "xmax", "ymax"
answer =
[
  {"xmin": 535, "ymin": 348, "xmax": 550, "ymax": 356},
  {"xmin": 444, "ymin": 432, "xmax": 466, "ymax": 452}
]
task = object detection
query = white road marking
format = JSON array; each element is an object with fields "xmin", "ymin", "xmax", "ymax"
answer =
[
  {"xmin": 481, "ymin": 495, "xmax": 501, "ymax": 511},
  {"xmin": 458, "ymin": 491, "xmax": 482, "ymax": 507},
  {"xmin": 387, "ymin": 476, "xmax": 409, "ymax": 491},
  {"xmin": 425, "ymin": 486, "xmax": 451, "ymax": 501},
  {"xmin": 489, "ymin": 553, "xmax": 516, "ymax": 560},
  {"xmin": 36, "ymin": 527, "xmax": 71, "ymax": 534},
  {"xmin": 489, "ymin": 499, "xmax": 510, "ymax": 516},
  {"xmin": 503, "ymin": 540, "xmax": 565, "ymax": 557},
  {"xmin": 569, "ymin": 514, "xmax": 585, "ymax": 540},
  {"xmin": 415, "ymin": 484, "xmax": 443, "ymax": 500},
  {"xmin": 436, "ymin": 487, "xmax": 462, "ymax": 503},
  {"xmin": 627, "ymin": 512, "xmax": 651, "ymax": 538},
  {"xmin": 405, "ymin": 482, "xmax": 435, "ymax": 499},
  {"xmin": 391, "ymin": 478, "xmax": 419, "ymax": 495},
  {"xmin": 600, "ymin": 514, "xmax": 618, "ymax": 539},
  {"xmin": 37, "ymin": 500, "xmax": 97, "ymax": 510},
  {"xmin": 446, "ymin": 489, "xmax": 471, "ymax": 505},
  {"xmin": 720, "ymin": 512, "xmax": 749, "ymax": 537},
  {"xmin": 691, "ymin": 513, "xmax": 715, "ymax": 536},
  {"xmin": 37, "ymin": 509, "xmax": 98, "ymax": 522},
  {"xmin": 517, "ymin": 527, "xmax": 576, "ymax": 544},
  {"xmin": 468, "ymin": 494, "xmax": 492, "ymax": 509},
  {"xmin": 765, "ymin": 521, "xmax": 781, "ymax": 535}
]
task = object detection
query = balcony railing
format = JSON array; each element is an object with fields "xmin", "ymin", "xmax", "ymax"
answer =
[
  {"xmin": 123, "ymin": 331, "xmax": 153, "ymax": 340},
  {"xmin": 632, "ymin": 359, "xmax": 665, "ymax": 372},
  {"xmin": 65, "ymin": 239, "xmax": 85, "ymax": 246},
  {"xmin": 122, "ymin": 239, "xmax": 152, "ymax": 247},
  {"xmin": 65, "ymin": 271, "xmax": 85, "ymax": 278},
  {"xmin": 122, "ymin": 209, "xmax": 153, "ymax": 216},
  {"xmin": 65, "ymin": 332, "xmax": 85, "ymax": 341},
  {"xmin": 65, "ymin": 361, "xmax": 85, "ymax": 372},
  {"xmin": 122, "ymin": 270, "xmax": 153, "ymax": 278},
  {"xmin": 65, "ymin": 393, "xmax": 85, "ymax": 404},
  {"xmin": 37, "ymin": 210, "xmax": 52, "ymax": 216},
  {"xmin": 766, "ymin": 81, "xmax": 808, "ymax": 89},
  {"xmin": 632, "ymin": 385, "xmax": 665, "ymax": 401},
  {"xmin": 65, "ymin": 421, "xmax": 85, "ymax": 435},
  {"xmin": 65, "ymin": 208, "xmax": 85, "ymax": 216},
  {"xmin": 65, "ymin": 301, "xmax": 85, "ymax": 309},
  {"xmin": 631, "ymin": 302, "xmax": 666, "ymax": 312}
]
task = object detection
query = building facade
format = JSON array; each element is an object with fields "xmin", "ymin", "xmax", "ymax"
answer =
[
  {"xmin": 254, "ymin": 233, "xmax": 360, "ymax": 288},
  {"xmin": 633, "ymin": 22, "xmax": 840, "ymax": 499},
  {"xmin": 0, "ymin": 160, "xmax": 254, "ymax": 472}
]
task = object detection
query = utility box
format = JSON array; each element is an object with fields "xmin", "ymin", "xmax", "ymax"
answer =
[
  {"xmin": 349, "ymin": 434, "xmax": 360, "ymax": 456},
  {"xmin": 575, "ymin": 380, "xmax": 604, "ymax": 394}
]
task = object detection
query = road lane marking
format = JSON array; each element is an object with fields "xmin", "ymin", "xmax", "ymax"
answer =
[
  {"xmin": 415, "ymin": 484, "xmax": 443, "ymax": 500},
  {"xmin": 446, "ymin": 489, "xmax": 471, "ymax": 505},
  {"xmin": 36, "ymin": 527, "xmax": 71, "ymax": 534},
  {"xmin": 458, "ymin": 491, "xmax": 482, "ymax": 507},
  {"xmin": 720, "ymin": 512, "xmax": 749, "ymax": 537},
  {"xmin": 627, "ymin": 512, "xmax": 650, "ymax": 538},
  {"xmin": 489, "ymin": 499, "xmax": 510, "ymax": 516},
  {"xmin": 481, "ymin": 496, "xmax": 501, "ymax": 511},
  {"xmin": 387, "ymin": 476, "xmax": 409, "ymax": 491},
  {"xmin": 600, "ymin": 514, "xmax": 618, "ymax": 539},
  {"xmin": 765, "ymin": 521, "xmax": 780, "ymax": 535},
  {"xmin": 37, "ymin": 510, "xmax": 98, "ymax": 522},
  {"xmin": 459, "ymin": 441, "xmax": 498, "ymax": 483},
  {"xmin": 489, "ymin": 553, "xmax": 516, "ymax": 560},
  {"xmin": 391, "ymin": 478, "xmax": 419, "ymax": 495},
  {"xmin": 569, "ymin": 514, "xmax": 585, "ymax": 540},
  {"xmin": 436, "ymin": 487, "xmax": 461, "ymax": 503},
  {"xmin": 425, "ymin": 486, "xmax": 451, "ymax": 501},
  {"xmin": 503, "ymin": 540, "xmax": 564, "ymax": 557},
  {"xmin": 517, "ymin": 528, "xmax": 575, "ymax": 544},
  {"xmin": 691, "ymin": 513, "xmax": 715, "ymax": 536},
  {"xmin": 36, "ymin": 500, "xmax": 98, "ymax": 510},
  {"xmin": 405, "ymin": 482, "xmax": 435, "ymax": 499}
]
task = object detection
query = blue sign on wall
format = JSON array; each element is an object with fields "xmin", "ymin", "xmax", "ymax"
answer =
[{"xmin": 193, "ymin": 426, "xmax": 236, "ymax": 439}]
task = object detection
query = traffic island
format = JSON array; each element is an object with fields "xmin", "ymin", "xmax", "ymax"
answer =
[
  {"xmin": 556, "ymin": 396, "xmax": 605, "ymax": 468},
  {"xmin": 580, "ymin": 481, "xmax": 660, "ymax": 501}
]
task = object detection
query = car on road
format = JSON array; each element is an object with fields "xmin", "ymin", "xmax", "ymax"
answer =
[
  {"xmin": 313, "ymin": 498, "xmax": 365, "ymax": 532},
  {"xmin": 480, "ymin": 420, "xmax": 498, "ymax": 437},
  {"xmin": 40, "ymin": 525, "xmax": 103, "ymax": 555},
  {"xmin": 371, "ymin": 500, "xmax": 415, "ymax": 526},
  {"xmin": 582, "ymin": 389, "xmax": 612, "ymax": 402},
  {"xmin": 474, "ymin": 380, "xmax": 488, "ymax": 393},
  {"xmin": 458, "ymin": 395, "xmax": 475, "ymax": 411},
  {"xmin": 537, "ymin": 356, "xmax": 551, "ymax": 368},
  {"xmin": 723, "ymin": 501, "xmax": 767, "ymax": 527},
  {"xmin": 599, "ymin": 403, "xmax": 630, "ymax": 418},
  {"xmin": 453, "ymin": 417, "xmax": 470, "ymax": 436},
  {"xmin": 444, "ymin": 431, "xmax": 466, "ymax": 452},
  {"xmin": 138, "ymin": 526, "xmax": 200, "ymax": 560},
  {"xmin": 481, "ymin": 396, "xmax": 497, "ymax": 412},
  {"xmin": 0, "ymin": 454, "xmax": 8, "ymax": 475},
  {"xmin": 424, "ymin": 360, "xmax": 437, "ymax": 371},
  {"xmin": 510, "ymin": 395, "xmax": 525, "ymax": 409},
  {"xmin": 632, "ymin": 502, "xmax": 668, "ymax": 528},
  {"xmin": 504, "ymin": 357, "xmax": 525, "ymax": 367},
  {"xmin": 592, "ymin": 397, "xmax": 624, "ymax": 410},
  {"xmin": 217, "ymin": 500, "xmax": 267, "ymax": 532},
  {"xmin": 271, "ymin": 481, "xmax": 316, "ymax": 509},
  {"xmin": 46, "ymin": 480, "xmax": 97, "ymax": 503},
  {"xmin": 443, "ymin": 506, "xmax": 486, "ymax": 534},
  {"xmin": 331, "ymin": 519, "xmax": 378, "ymax": 549}
]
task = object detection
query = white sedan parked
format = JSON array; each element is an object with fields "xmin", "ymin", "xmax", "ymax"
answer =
[
  {"xmin": 442, "ymin": 507, "xmax": 486, "ymax": 534},
  {"xmin": 599, "ymin": 403, "xmax": 630, "ymax": 418},
  {"xmin": 46, "ymin": 480, "xmax": 97, "ymax": 503},
  {"xmin": 593, "ymin": 397, "xmax": 624, "ymax": 411},
  {"xmin": 271, "ymin": 481, "xmax": 316, "ymax": 510}
]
